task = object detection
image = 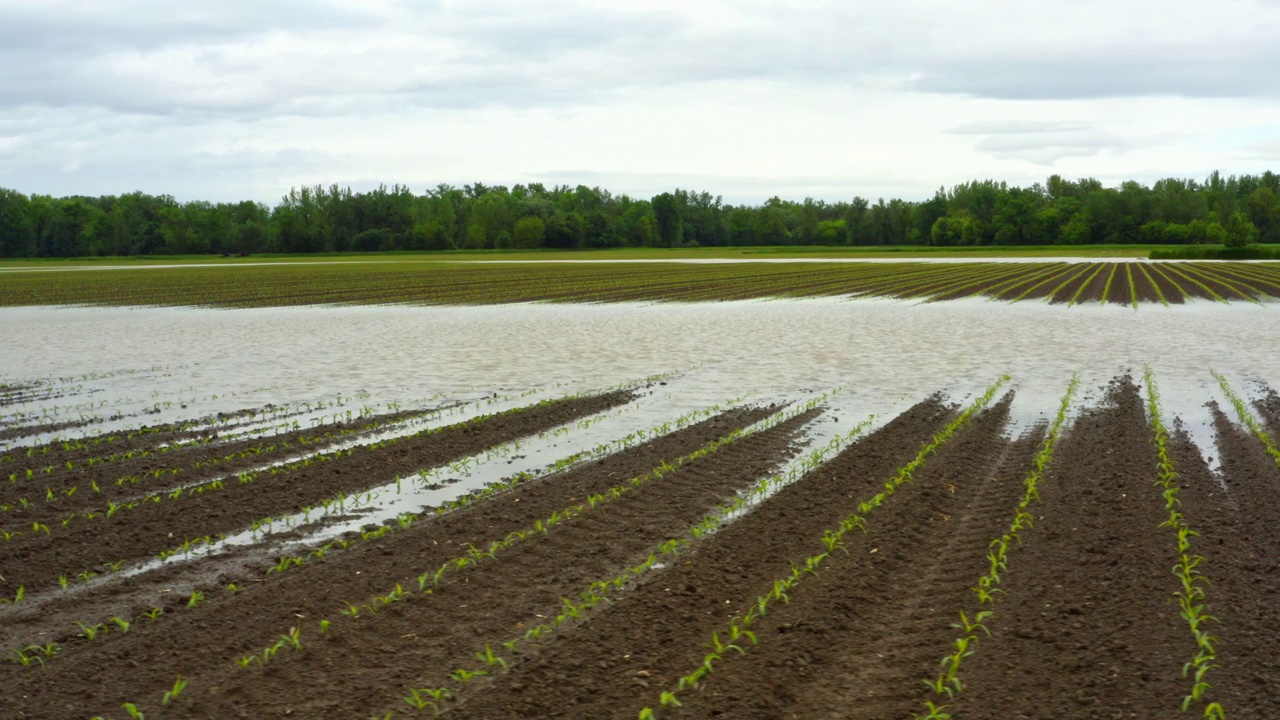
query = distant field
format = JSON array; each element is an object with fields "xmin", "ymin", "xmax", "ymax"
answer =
[
  {"xmin": 0, "ymin": 243, "xmax": 1211, "ymax": 268},
  {"xmin": 2, "ymin": 259, "xmax": 1279, "ymax": 308}
]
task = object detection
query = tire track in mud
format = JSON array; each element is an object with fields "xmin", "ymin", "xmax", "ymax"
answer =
[
  {"xmin": 173, "ymin": 408, "xmax": 820, "ymax": 719},
  {"xmin": 0, "ymin": 403, "xmax": 771, "ymax": 719},
  {"xmin": 0, "ymin": 391, "xmax": 635, "ymax": 597},
  {"xmin": 1177, "ymin": 406, "xmax": 1280, "ymax": 717},
  {"xmin": 670, "ymin": 400, "xmax": 1036, "ymax": 719},
  {"xmin": 947, "ymin": 377, "xmax": 1190, "ymax": 719},
  {"xmin": 441, "ymin": 397, "xmax": 955, "ymax": 719}
]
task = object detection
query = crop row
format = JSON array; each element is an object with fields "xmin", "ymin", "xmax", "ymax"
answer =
[
  {"xmin": 26, "ymin": 398, "xmax": 805, "ymax": 717},
  {"xmin": 0, "ymin": 388, "xmax": 734, "ymax": 662},
  {"xmin": 911, "ymin": 376, "xmax": 1078, "ymax": 719},
  {"xmin": 0, "ymin": 396, "xmax": 472, "ymax": 524},
  {"xmin": 1144, "ymin": 369, "xmax": 1223, "ymax": 718},
  {"xmin": 637, "ymin": 375, "xmax": 1007, "ymax": 716},
  {"xmin": 178, "ymin": 395, "xmax": 842, "ymax": 719},
  {"xmin": 0, "ymin": 384, "xmax": 645, "ymax": 595},
  {"xmin": 3, "ymin": 261, "xmax": 1280, "ymax": 308}
]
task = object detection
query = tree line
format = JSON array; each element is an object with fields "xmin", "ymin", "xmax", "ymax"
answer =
[{"xmin": 0, "ymin": 171, "xmax": 1277, "ymax": 257}]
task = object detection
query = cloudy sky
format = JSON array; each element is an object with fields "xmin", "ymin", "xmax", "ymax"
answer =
[{"xmin": 2, "ymin": 0, "xmax": 1279, "ymax": 205}]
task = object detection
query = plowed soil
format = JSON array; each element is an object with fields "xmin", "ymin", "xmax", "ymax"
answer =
[
  {"xmin": 0, "ymin": 390, "xmax": 635, "ymax": 597},
  {"xmin": 4, "ymin": 378, "xmax": 1280, "ymax": 720}
]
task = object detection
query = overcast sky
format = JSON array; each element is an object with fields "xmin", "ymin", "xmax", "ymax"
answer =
[{"xmin": 2, "ymin": 0, "xmax": 1279, "ymax": 205}]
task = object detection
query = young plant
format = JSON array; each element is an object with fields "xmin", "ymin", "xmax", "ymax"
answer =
[{"xmin": 161, "ymin": 676, "xmax": 188, "ymax": 705}]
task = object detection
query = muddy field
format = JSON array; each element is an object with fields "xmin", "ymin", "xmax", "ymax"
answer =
[{"xmin": 0, "ymin": 371, "xmax": 1277, "ymax": 720}]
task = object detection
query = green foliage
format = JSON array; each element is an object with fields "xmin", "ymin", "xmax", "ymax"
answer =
[
  {"xmin": 3, "ymin": 170, "xmax": 1278, "ymax": 258},
  {"xmin": 1150, "ymin": 244, "xmax": 1280, "ymax": 259}
]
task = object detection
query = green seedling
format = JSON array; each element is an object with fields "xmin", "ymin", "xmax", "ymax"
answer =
[
  {"xmin": 161, "ymin": 676, "xmax": 188, "ymax": 705},
  {"xmin": 474, "ymin": 644, "xmax": 508, "ymax": 670}
]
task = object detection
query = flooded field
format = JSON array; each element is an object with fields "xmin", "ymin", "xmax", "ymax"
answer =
[
  {"xmin": 4, "ymin": 259, "xmax": 1280, "ymax": 307},
  {"xmin": 2, "ymin": 298, "xmax": 1279, "ymax": 718}
]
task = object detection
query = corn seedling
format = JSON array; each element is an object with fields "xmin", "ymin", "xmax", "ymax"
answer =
[
  {"xmin": 404, "ymin": 687, "xmax": 451, "ymax": 714},
  {"xmin": 161, "ymin": 676, "xmax": 188, "ymax": 705},
  {"xmin": 912, "ymin": 376, "xmax": 1077, "ymax": 716},
  {"xmin": 1147, "ymin": 368, "xmax": 1223, "ymax": 717},
  {"xmin": 640, "ymin": 377, "xmax": 1007, "ymax": 715},
  {"xmin": 474, "ymin": 644, "xmax": 508, "ymax": 670}
]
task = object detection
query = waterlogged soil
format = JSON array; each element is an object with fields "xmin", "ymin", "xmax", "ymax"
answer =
[
  {"xmin": 1176, "ymin": 407, "xmax": 1280, "ymax": 717},
  {"xmin": 0, "ymin": 390, "xmax": 635, "ymax": 596},
  {"xmin": 444, "ymin": 396, "xmax": 956, "ymax": 719},
  {"xmin": 177, "ymin": 407, "xmax": 815, "ymax": 718},
  {"xmin": 6, "ymin": 380, "xmax": 1280, "ymax": 720},
  {"xmin": 0, "ymin": 418, "xmax": 101, "ymax": 444},
  {"xmin": 0, "ymin": 403, "xmax": 459, "ymax": 526},
  {"xmin": 946, "ymin": 377, "xmax": 1192, "ymax": 719},
  {"xmin": 670, "ymin": 399, "xmax": 1042, "ymax": 719},
  {"xmin": 0, "ymin": 401, "xmax": 777, "ymax": 718},
  {"xmin": 0, "ymin": 403, "xmax": 292, "ymax": 475}
]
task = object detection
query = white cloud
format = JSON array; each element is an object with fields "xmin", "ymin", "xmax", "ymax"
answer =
[{"xmin": 1, "ymin": 0, "xmax": 1278, "ymax": 203}]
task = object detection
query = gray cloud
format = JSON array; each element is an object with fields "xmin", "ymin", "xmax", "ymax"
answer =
[
  {"xmin": 5, "ymin": 0, "xmax": 1278, "ymax": 121},
  {"xmin": 948, "ymin": 120, "xmax": 1141, "ymax": 165},
  {"xmin": 2, "ymin": 0, "xmax": 1278, "ymax": 202}
]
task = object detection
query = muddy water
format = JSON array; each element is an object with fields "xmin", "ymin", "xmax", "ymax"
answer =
[
  {"xmin": 3, "ymin": 298, "xmax": 1276, "ymax": 600},
  {"xmin": 1, "ymin": 299, "xmax": 1275, "ymax": 444}
]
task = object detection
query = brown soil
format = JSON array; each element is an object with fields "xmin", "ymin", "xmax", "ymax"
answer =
[
  {"xmin": 1059, "ymin": 263, "xmax": 1113, "ymax": 304},
  {"xmin": 0, "ymin": 418, "xmax": 99, "ymax": 444},
  {"xmin": 1211, "ymin": 265, "xmax": 1280, "ymax": 297},
  {"xmin": 1180, "ymin": 406, "xmax": 1280, "ymax": 716},
  {"xmin": 927, "ymin": 265, "xmax": 1047, "ymax": 302},
  {"xmin": 1141, "ymin": 263, "xmax": 1186, "ymax": 303},
  {"xmin": 6, "ymin": 380, "xmax": 1280, "ymax": 720},
  {"xmin": 667, "ymin": 395, "xmax": 1036, "ymax": 719},
  {"xmin": 1047, "ymin": 263, "xmax": 1106, "ymax": 304},
  {"xmin": 945, "ymin": 377, "xmax": 1191, "ymax": 719},
  {"xmin": 0, "ymin": 391, "xmax": 634, "ymax": 596},
  {"xmin": 0, "ymin": 404, "xmax": 456, "ymax": 525},
  {"xmin": 0, "ymin": 404, "xmax": 291, "ymax": 472},
  {"xmin": 178, "ymin": 407, "xmax": 816, "ymax": 718},
  {"xmin": 0, "ymin": 402, "xmax": 785, "ymax": 718},
  {"xmin": 1016, "ymin": 263, "xmax": 1095, "ymax": 302},
  {"xmin": 1128, "ymin": 263, "xmax": 1165, "ymax": 303},
  {"xmin": 441, "ymin": 396, "xmax": 956, "ymax": 719}
]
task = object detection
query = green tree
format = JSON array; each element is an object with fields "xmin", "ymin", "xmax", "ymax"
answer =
[
  {"xmin": 651, "ymin": 192, "xmax": 682, "ymax": 247},
  {"xmin": 1223, "ymin": 211, "xmax": 1259, "ymax": 248},
  {"xmin": 512, "ymin": 216, "xmax": 545, "ymax": 249}
]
